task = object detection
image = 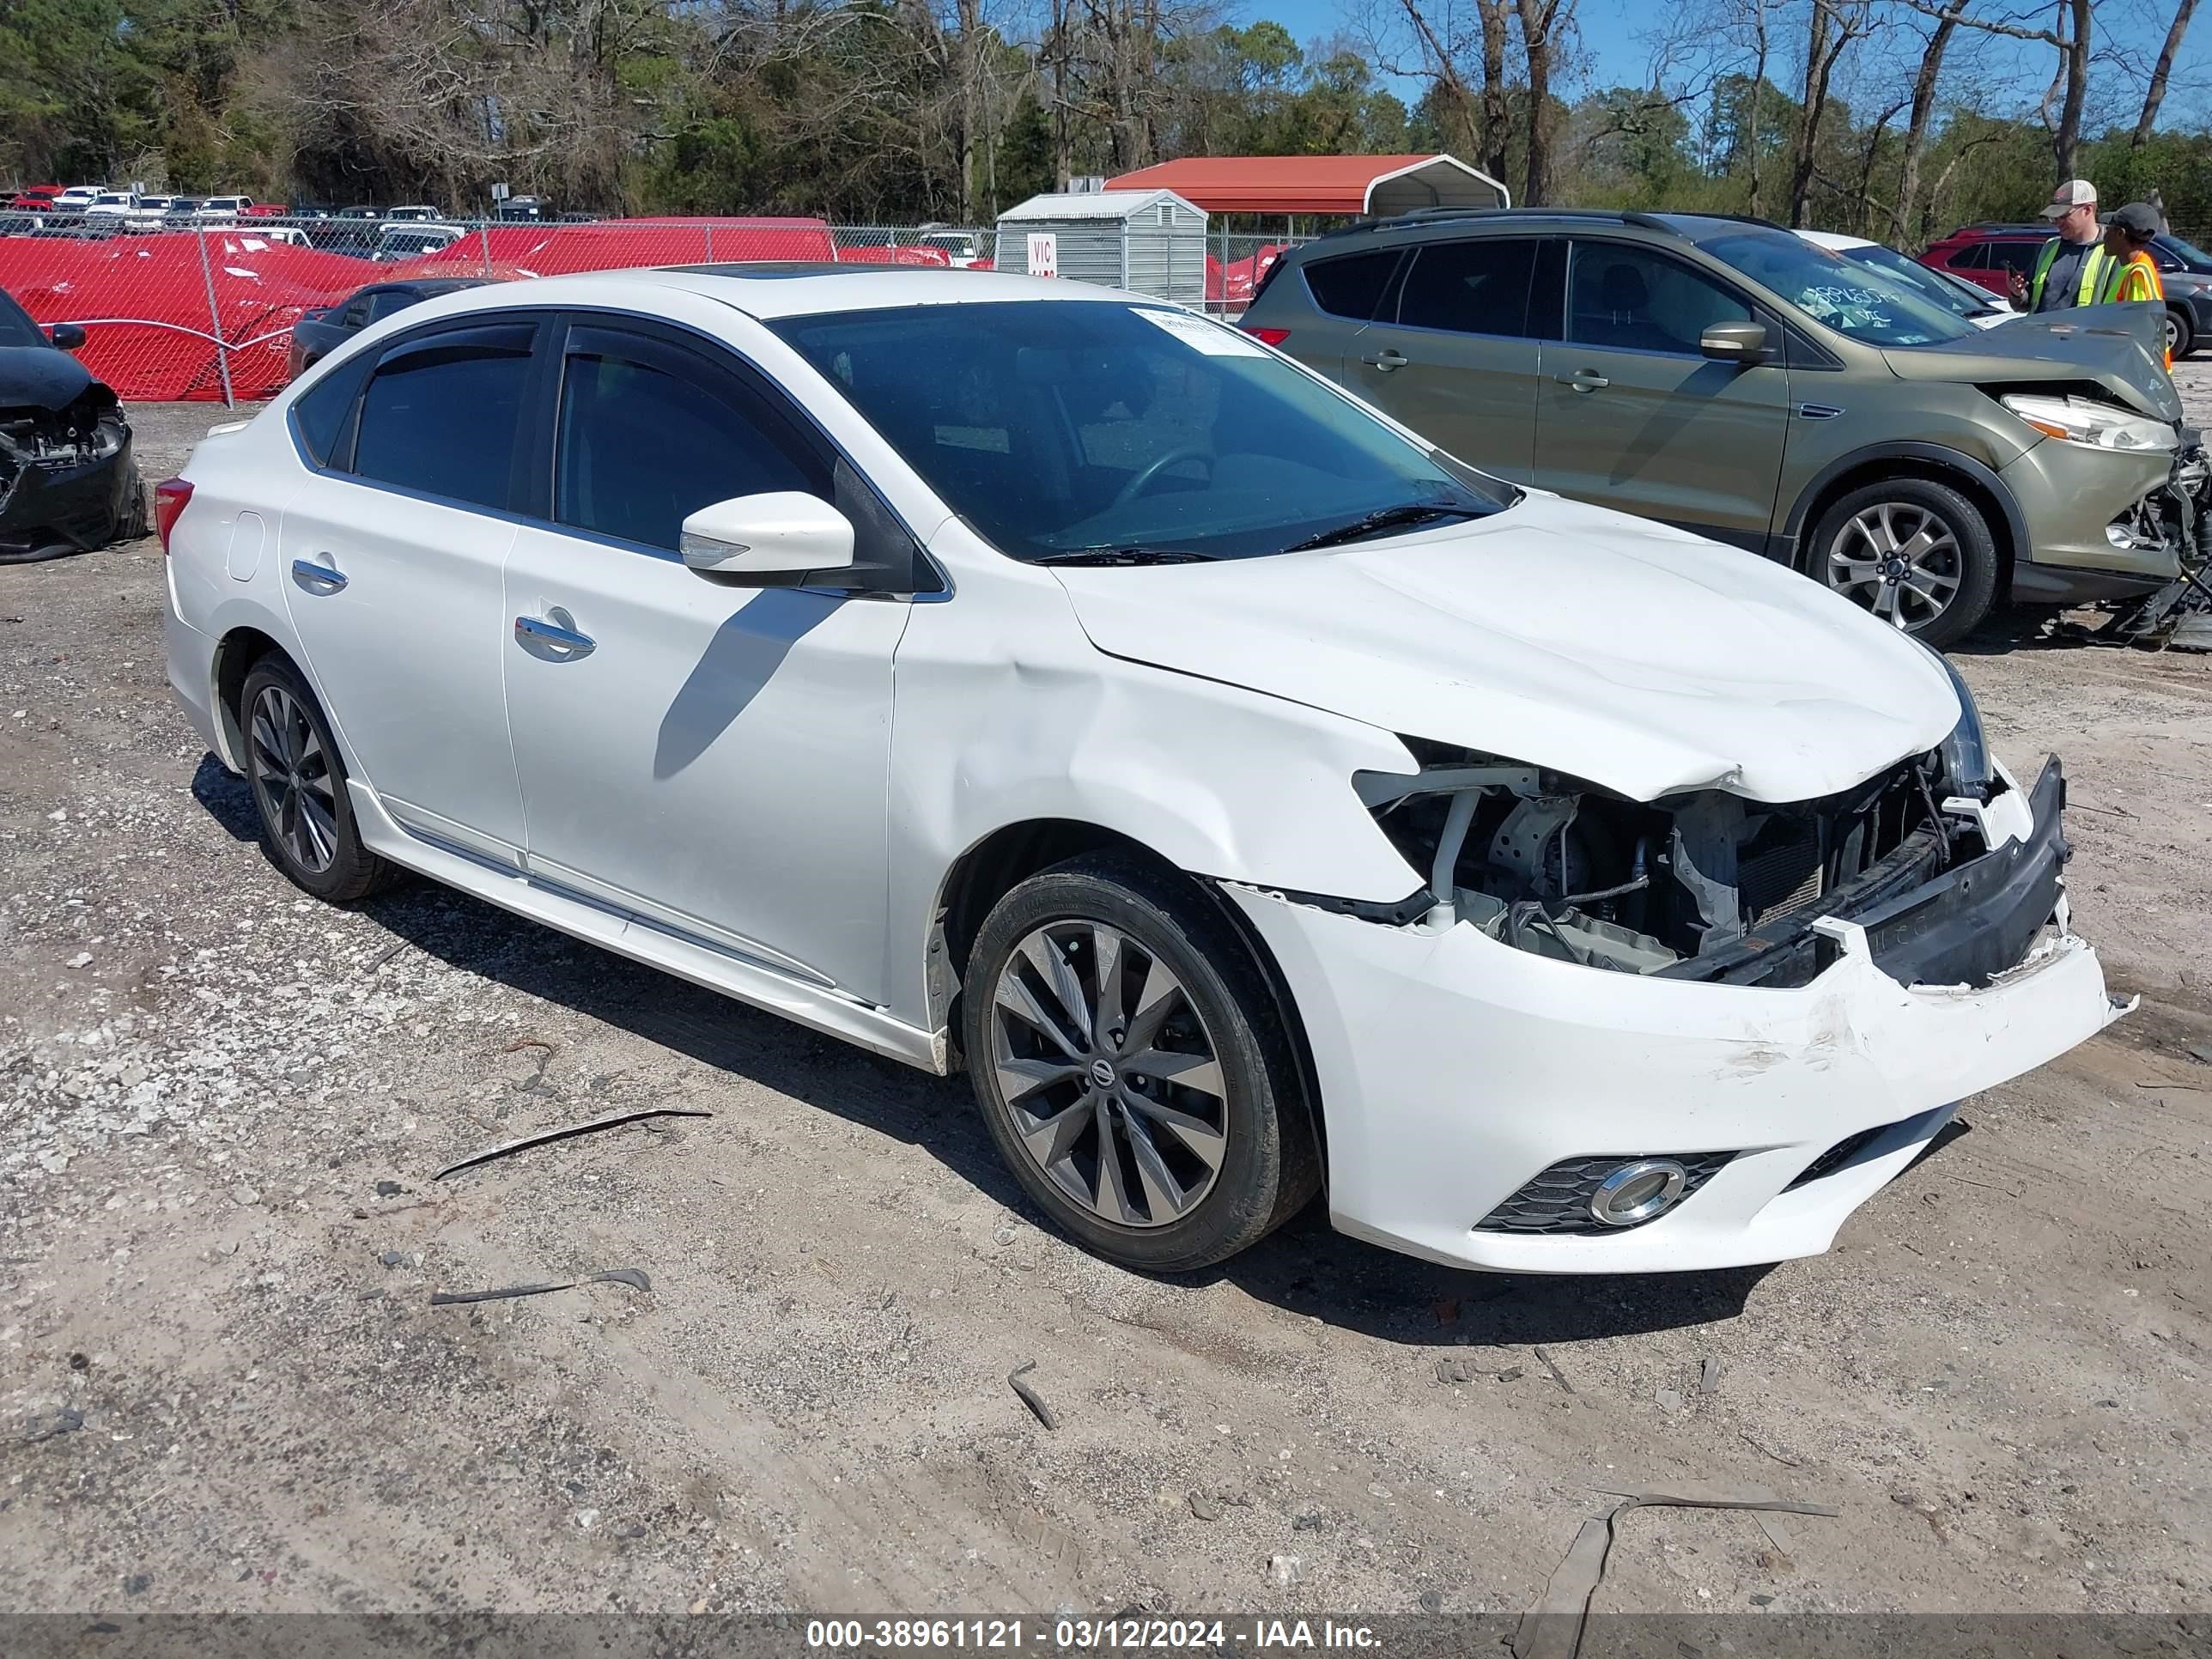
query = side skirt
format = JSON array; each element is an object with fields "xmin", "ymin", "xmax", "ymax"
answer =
[{"xmin": 349, "ymin": 781, "xmax": 951, "ymax": 1076}]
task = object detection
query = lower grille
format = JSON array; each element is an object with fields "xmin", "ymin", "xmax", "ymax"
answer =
[
  {"xmin": 1786, "ymin": 1121, "xmax": 1900, "ymax": 1190},
  {"xmin": 1475, "ymin": 1152, "xmax": 1735, "ymax": 1235}
]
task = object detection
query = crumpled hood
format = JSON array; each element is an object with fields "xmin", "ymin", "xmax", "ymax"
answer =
[
  {"xmin": 1051, "ymin": 495, "xmax": 1960, "ymax": 805},
  {"xmin": 1883, "ymin": 301, "xmax": 2179, "ymax": 423},
  {"xmin": 0, "ymin": 345, "xmax": 97, "ymax": 413}
]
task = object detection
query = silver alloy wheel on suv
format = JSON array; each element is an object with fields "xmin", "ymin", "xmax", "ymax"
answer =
[
  {"xmin": 990, "ymin": 921, "xmax": 1229, "ymax": 1227},
  {"xmin": 1823, "ymin": 501, "xmax": 1964, "ymax": 631}
]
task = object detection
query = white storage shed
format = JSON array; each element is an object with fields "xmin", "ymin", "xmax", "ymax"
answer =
[{"xmin": 995, "ymin": 189, "xmax": 1209, "ymax": 306}]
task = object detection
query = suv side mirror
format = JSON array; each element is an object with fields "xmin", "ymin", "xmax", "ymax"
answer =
[
  {"xmin": 1700, "ymin": 319, "xmax": 1771, "ymax": 366},
  {"xmin": 47, "ymin": 322, "xmax": 85, "ymax": 350},
  {"xmin": 681, "ymin": 492, "xmax": 855, "ymax": 580}
]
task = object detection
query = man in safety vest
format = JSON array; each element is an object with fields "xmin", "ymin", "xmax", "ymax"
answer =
[{"xmin": 2014, "ymin": 179, "xmax": 2107, "ymax": 311}]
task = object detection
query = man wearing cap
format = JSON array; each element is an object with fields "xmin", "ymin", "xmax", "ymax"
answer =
[{"xmin": 2015, "ymin": 179, "xmax": 2108, "ymax": 312}]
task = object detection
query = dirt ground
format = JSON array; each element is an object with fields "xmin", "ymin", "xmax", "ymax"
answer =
[{"xmin": 3, "ymin": 386, "xmax": 2209, "ymax": 1622}]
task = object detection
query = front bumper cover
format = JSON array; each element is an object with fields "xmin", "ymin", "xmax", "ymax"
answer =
[
  {"xmin": 1225, "ymin": 756, "xmax": 2124, "ymax": 1273},
  {"xmin": 0, "ymin": 416, "xmax": 139, "ymax": 561}
]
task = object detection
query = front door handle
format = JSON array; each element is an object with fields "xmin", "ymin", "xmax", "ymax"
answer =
[
  {"xmin": 514, "ymin": 614, "xmax": 595, "ymax": 657},
  {"xmin": 1361, "ymin": 347, "xmax": 1409, "ymax": 372},
  {"xmin": 290, "ymin": 556, "xmax": 347, "ymax": 592},
  {"xmin": 1558, "ymin": 369, "xmax": 1611, "ymax": 392}
]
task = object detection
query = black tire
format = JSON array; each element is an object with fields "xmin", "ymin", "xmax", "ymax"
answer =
[
  {"xmin": 238, "ymin": 654, "xmax": 398, "ymax": 904},
  {"xmin": 961, "ymin": 851, "xmax": 1319, "ymax": 1273},
  {"xmin": 1808, "ymin": 476, "xmax": 1999, "ymax": 650},
  {"xmin": 2166, "ymin": 305, "xmax": 2195, "ymax": 362}
]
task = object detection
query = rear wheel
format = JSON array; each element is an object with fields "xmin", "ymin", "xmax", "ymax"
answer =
[
  {"xmin": 962, "ymin": 852, "xmax": 1317, "ymax": 1273},
  {"xmin": 1811, "ymin": 477, "xmax": 1998, "ymax": 649},
  {"xmin": 240, "ymin": 655, "xmax": 398, "ymax": 903}
]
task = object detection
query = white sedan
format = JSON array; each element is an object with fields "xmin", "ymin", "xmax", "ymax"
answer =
[
  {"xmin": 1797, "ymin": 228, "xmax": 2018, "ymax": 329},
  {"xmin": 158, "ymin": 268, "xmax": 2123, "ymax": 1274}
]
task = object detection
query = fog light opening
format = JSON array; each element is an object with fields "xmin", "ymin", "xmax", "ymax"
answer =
[{"xmin": 1588, "ymin": 1159, "xmax": 1690, "ymax": 1227}]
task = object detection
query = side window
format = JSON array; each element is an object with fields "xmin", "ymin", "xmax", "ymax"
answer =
[
  {"xmin": 350, "ymin": 322, "xmax": 536, "ymax": 510},
  {"xmin": 1301, "ymin": 250, "xmax": 1402, "ymax": 320},
  {"xmin": 1395, "ymin": 239, "xmax": 1539, "ymax": 337},
  {"xmin": 1985, "ymin": 242, "xmax": 2040, "ymax": 278},
  {"xmin": 554, "ymin": 327, "xmax": 826, "ymax": 552},
  {"xmin": 366, "ymin": 290, "xmax": 415, "ymax": 323},
  {"xmin": 1946, "ymin": 244, "xmax": 1988, "ymax": 270},
  {"xmin": 290, "ymin": 347, "xmax": 377, "ymax": 468},
  {"xmin": 1567, "ymin": 242, "xmax": 1749, "ymax": 355},
  {"xmin": 339, "ymin": 295, "xmax": 374, "ymax": 328}
]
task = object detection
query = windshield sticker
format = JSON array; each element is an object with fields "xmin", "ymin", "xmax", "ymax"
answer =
[
  {"xmin": 1798, "ymin": 283, "xmax": 1896, "ymax": 331},
  {"xmin": 1133, "ymin": 307, "xmax": 1269, "ymax": 356}
]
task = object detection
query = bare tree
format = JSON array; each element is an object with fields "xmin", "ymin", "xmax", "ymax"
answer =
[
  {"xmin": 1892, "ymin": 0, "xmax": 1965, "ymax": 244},
  {"xmin": 1898, "ymin": 0, "xmax": 2089, "ymax": 181},
  {"xmin": 1787, "ymin": 0, "xmax": 1875, "ymax": 228},
  {"xmin": 1514, "ymin": 0, "xmax": 1574, "ymax": 205},
  {"xmin": 2132, "ymin": 0, "xmax": 2197, "ymax": 146}
]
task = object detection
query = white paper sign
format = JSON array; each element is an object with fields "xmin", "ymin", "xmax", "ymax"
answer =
[
  {"xmin": 1133, "ymin": 306, "xmax": 1268, "ymax": 356},
  {"xmin": 1026, "ymin": 232, "xmax": 1059, "ymax": 278}
]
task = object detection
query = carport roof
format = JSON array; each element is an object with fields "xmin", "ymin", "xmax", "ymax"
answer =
[{"xmin": 1103, "ymin": 155, "xmax": 1510, "ymax": 216}]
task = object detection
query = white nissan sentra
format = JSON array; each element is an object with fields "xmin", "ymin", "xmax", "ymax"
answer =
[{"xmin": 159, "ymin": 266, "xmax": 2125, "ymax": 1275}]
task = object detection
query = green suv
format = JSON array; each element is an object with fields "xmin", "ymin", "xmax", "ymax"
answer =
[{"xmin": 1241, "ymin": 210, "xmax": 2200, "ymax": 647}]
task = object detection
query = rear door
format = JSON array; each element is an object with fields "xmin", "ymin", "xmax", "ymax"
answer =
[
  {"xmin": 1532, "ymin": 238, "xmax": 1789, "ymax": 550},
  {"xmin": 1343, "ymin": 234, "xmax": 1548, "ymax": 484},
  {"xmin": 276, "ymin": 315, "xmax": 541, "ymax": 862},
  {"xmin": 1272, "ymin": 245, "xmax": 1404, "ymax": 377}
]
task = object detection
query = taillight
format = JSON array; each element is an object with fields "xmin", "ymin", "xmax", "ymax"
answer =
[
  {"xmin": 153, "ymin": 477, "xmax": 194, "ymax": 554},
  {"xmin": 1241, "ymin": 325, "xmax": 1291, "ymax": 347}
]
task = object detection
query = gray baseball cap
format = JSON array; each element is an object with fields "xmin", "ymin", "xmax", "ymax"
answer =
[{"xmin": 2041, "ymin": 179, "xmax": 2098, "ymax": 217}]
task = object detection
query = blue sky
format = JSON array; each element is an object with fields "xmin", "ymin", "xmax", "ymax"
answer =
[{"xmin": 1236, "ymin": 0, "xmax": 2210, "ymax": 137}]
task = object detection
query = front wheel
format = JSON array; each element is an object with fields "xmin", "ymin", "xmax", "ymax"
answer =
[
  {"xmin": 961, "ymin": 852, "xmax": 1318, "ymax": 1273},
  {"xmin": 1810, "ymin": 477, "xmax": 1999, "ymax": 649}
]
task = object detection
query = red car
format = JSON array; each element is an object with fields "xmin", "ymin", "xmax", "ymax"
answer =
[
  {"xmin": 8, "ymin": 186, "xmax": 61, "ymax": 210},
  {"xmin": 1922, "ymin": 221, "xmax": 2212, "ymax": 358}
]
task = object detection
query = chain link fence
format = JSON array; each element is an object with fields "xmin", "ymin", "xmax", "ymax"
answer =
[{"xmin": 0, "ymin": 212, "xmax": 1315, "ymax": 403}]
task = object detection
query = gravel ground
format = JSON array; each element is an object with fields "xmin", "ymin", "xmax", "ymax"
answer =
[{"xmin": 2, "ymin": 388, "xmax": 2209, "ymax": 1620}]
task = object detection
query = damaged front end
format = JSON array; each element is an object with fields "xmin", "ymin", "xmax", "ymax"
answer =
[
  {"xmin": 0, "ymin": 374, "xmax": 143, "ymax": 564},
  {"xmin": 2103, "ymin": 433, "xmax": 2212, "ymax": 651},
  {"xmin": 1354, "ymin": 693, "xmax": 2067, "ymax": 994}
]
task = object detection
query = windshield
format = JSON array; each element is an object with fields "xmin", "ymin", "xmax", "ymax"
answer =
[
  {"xmin": 1838, "ymin": 241, "xmax": 1998, "ymax": 318},
  {"xmin": 769, "ymin": 300, "xmax": 1515, "ymax": 563},
  {"xmin": 0, "ymin": 288, "xmax": 50, "ymax": 348},
  {"xmin": 1699, "ymin": 228, "xmax": 1977, "ymax": 346}
]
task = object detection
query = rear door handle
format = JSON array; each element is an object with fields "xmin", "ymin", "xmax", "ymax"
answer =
[
  {"xmin": 1558, "ymin": 370, "xmax": 1610, "ymax": 392},
  {"xmin": 1361, "ymin": 348, "xmax": 1409, "ymax": 372},
  {"xmin": 514, "ymin": 614, "xmax": 595, "ymax": 657},
  {"xmin": 290, "ymin": 556, "xmax": 347, "ymax": 592}
]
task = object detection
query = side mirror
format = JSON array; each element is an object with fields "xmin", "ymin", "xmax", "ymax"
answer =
[
  {"xmin": 1700, "ymin": 319, "xmax": 1771, "ymax": 366},
  {"xmin": 680, "ymin": 491, "xmax": 855, "ymax": 579},
  {"xmin": 47, "ymin": 322, "xmax": 86, "ymax": 351}
]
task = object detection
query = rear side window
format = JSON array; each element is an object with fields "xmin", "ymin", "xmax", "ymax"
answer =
[
  {"xmin": 1301, "ymin": 250, "xmax": 1401, "ymax": 320},
  {"xmin": 555, "ymin": 326, "xmax": 824, "ymax": 552},
  {"xmin": 1397, "ymin": 239, "xmax": 1539, "ymax": 337},
  {"xmin": 350, "ymin": 322, "xmax": 536, "ymax": 510}
]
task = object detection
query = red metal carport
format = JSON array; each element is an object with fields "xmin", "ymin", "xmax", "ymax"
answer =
[{"xmin": 1103, "ymin": 154, "xmax": 1510, "ymax": 218}]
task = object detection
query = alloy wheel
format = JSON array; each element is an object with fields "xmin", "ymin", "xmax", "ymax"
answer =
[
  {"xmin": 248, "ymin": 683, "xmax": 339, "ymax": 873},
  {"xmin": 989, "ymin": 921, "xmax": 1229, "ymax": 1229},
  {"xmin": 1825, "ymin": 501, "xmax": 1963, "ymax": 631}
]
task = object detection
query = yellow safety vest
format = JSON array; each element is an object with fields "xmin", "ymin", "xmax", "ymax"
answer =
[
  {"xmin": 2028, "ymin": 239, "xmax": 2115, "ymax": 308},
  {"xmin": 2097, "ymin": 250, "xmax": 2163, "ymax": 306}
]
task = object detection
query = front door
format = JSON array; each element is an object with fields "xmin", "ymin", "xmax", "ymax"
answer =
[
  {"xmin": 1345, "ymin": 234, "xmax": 1548, "ymax": 485},
  {"xmin": 1532, "ymin": 239, "xmax": 1790, "ymax": 550},
  {"xmin": 501, "ymin": 319, "xmax": 908, "ymax": 997},
  {"xmin": 276, "ymin": 317, "xmax": 540, "ymax": 860}
]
